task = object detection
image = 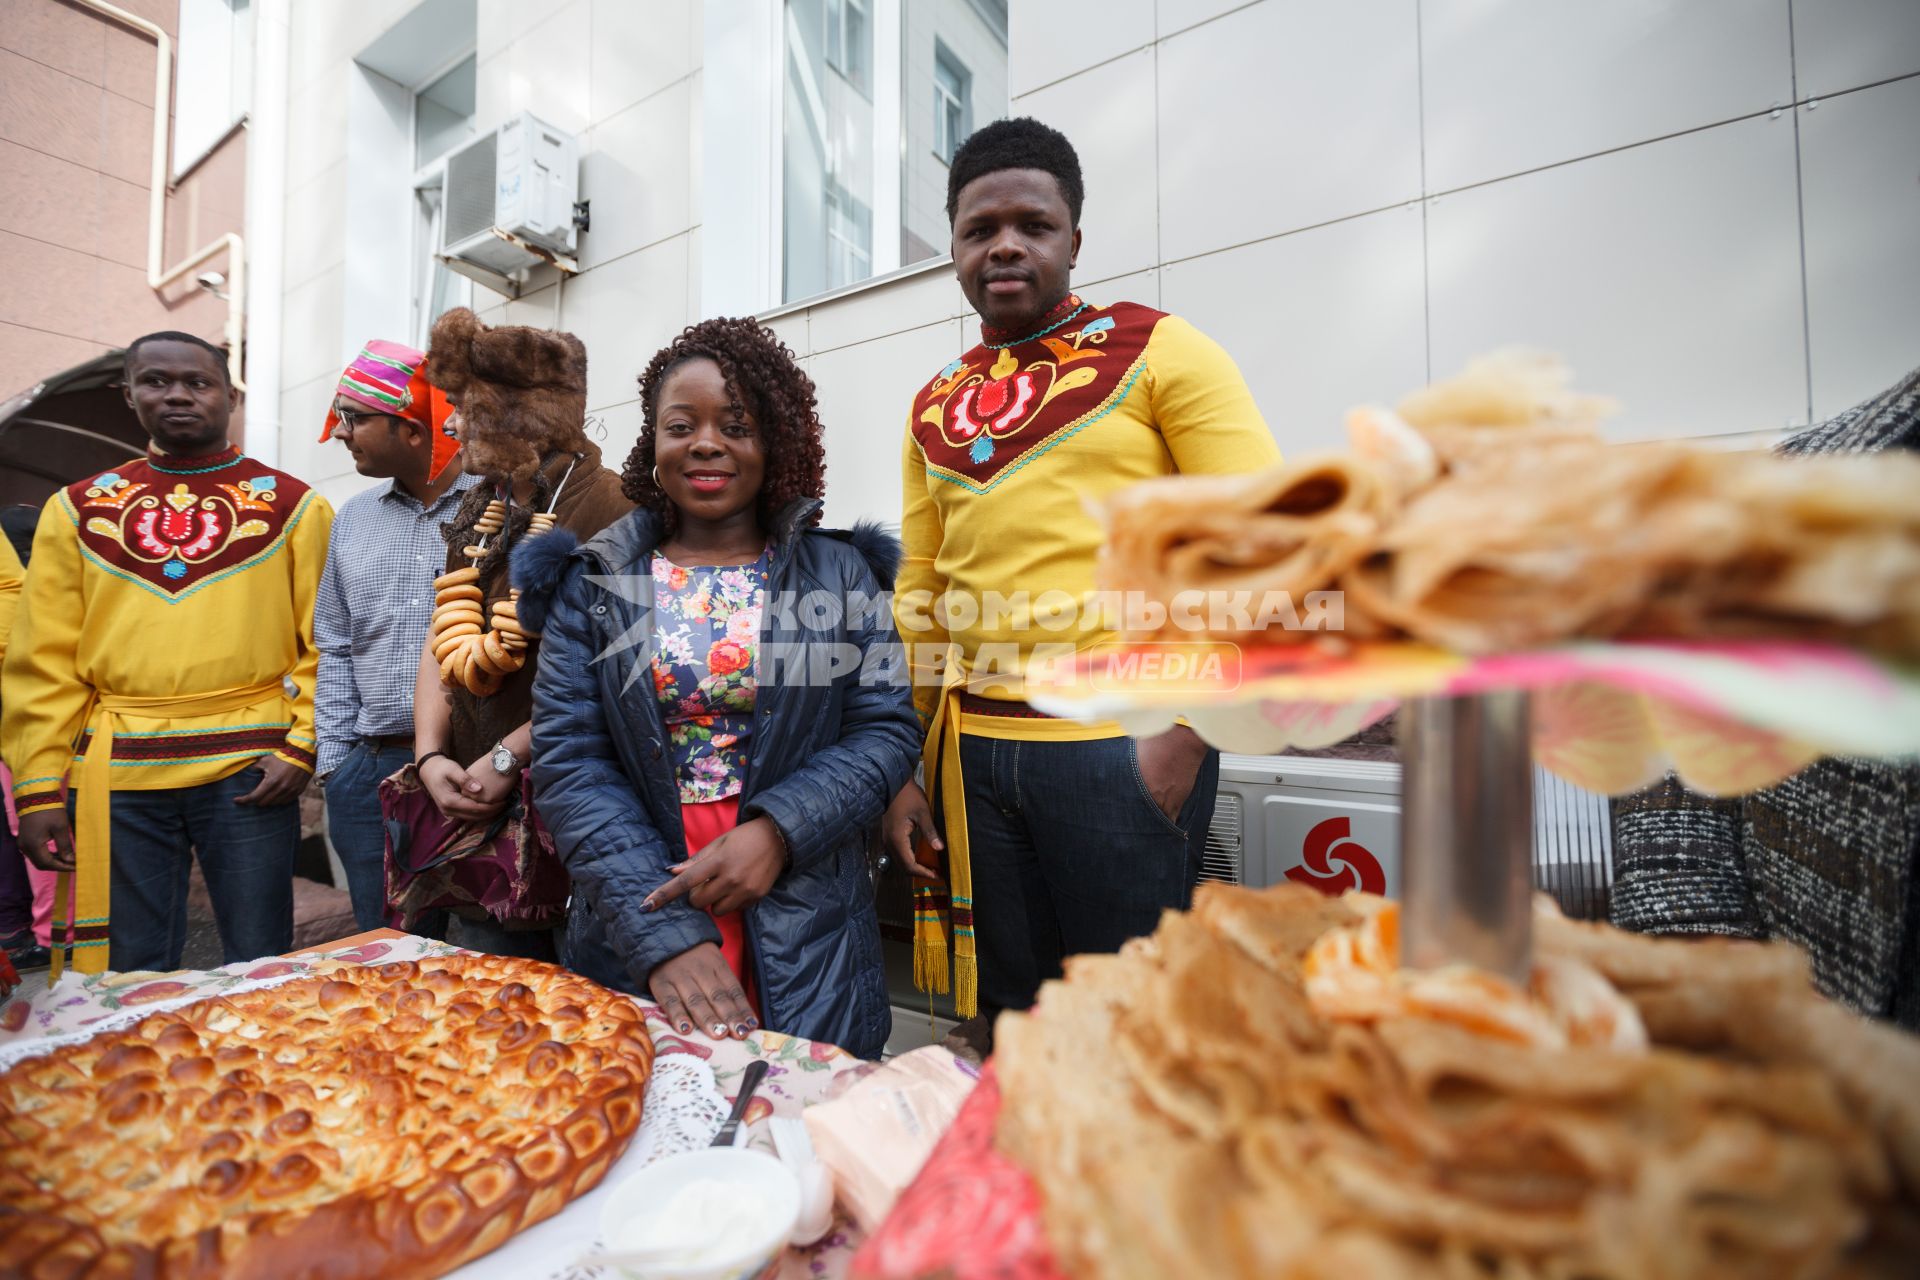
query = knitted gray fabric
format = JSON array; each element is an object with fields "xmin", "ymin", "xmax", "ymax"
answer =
[{"xmin": 1609, "ymin": 365, "xmax": 1920, "ymax": 1028}]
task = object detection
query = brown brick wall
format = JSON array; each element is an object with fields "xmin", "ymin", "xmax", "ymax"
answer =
[{"xmin": 0, "ymin": 0, "xmax": 246, "ymax": 417}]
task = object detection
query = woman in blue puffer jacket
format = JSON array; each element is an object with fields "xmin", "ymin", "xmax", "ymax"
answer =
[{"xmin": 518, "ymin": 318, "xmax": 919, "ymax": 1059}]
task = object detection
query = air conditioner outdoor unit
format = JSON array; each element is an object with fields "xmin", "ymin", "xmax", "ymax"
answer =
[
  {"xmin": 1206, "ymin": 755, "xmax": 1615, "ymax": 919},
  {"xmin": 440, "ymin": 112, "xmax": 581, "ymax": 293}
]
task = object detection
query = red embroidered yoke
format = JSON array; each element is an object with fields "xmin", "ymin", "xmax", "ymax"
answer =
[{"xmin": 4, "ymin": 446, "xmax": 334, "ymax": 814}]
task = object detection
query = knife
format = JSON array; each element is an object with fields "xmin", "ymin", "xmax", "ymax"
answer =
[{"xmin": 711, "ymin": 1060, "xmax": 770, "ymax": 1148}]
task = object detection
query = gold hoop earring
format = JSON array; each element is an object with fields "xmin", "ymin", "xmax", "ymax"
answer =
[{"xmin": 652, "ymin": 465, "xmax": 661, "ymax": 488}]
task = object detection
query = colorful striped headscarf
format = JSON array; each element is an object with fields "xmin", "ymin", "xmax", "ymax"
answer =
[{"xmin": 319, "ymin": 339, "xmax": 460, "ymax": 480}]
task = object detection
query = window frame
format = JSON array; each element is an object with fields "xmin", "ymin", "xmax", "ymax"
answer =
[
  {"xmin": 824, "ymin": 0, "xmax": 874, "ymax": 99},
  {"xmin": 932, "ymin": 40, "xmax": 970, "ymax": 167},
  {"xmin": 404, "ymin": 49, "xmax": 479, "ymax": 350},
  {"xmin": 172, "ymin": 0, "xmax": 254, "ymax": 182}
]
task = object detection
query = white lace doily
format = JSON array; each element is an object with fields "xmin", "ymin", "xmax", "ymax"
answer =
[{"xmin": 444, "ymin": 1054, "xmax": 732, "ymax": 1280}]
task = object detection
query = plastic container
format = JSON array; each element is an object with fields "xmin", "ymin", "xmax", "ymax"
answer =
[{"xmin": 595, "ymin": 1147, "xmax": 803, "ymax": 1280}]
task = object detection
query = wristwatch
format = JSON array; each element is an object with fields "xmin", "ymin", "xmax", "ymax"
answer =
[{"xmin": 489, "ymin": 741, "xmax": 524, "ymax": 776}]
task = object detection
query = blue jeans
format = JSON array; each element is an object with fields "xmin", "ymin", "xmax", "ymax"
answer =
[
  {"xmin": 323, "ymin": 740, "xmax": 415, "ymax": 930},
  {"xmin": 957, "ymin": 733, "xmax": 1220, "ymax": 1014},
  {"xmin": 78, "ymin": 762, "xmax": 300, "ymax": 972}
]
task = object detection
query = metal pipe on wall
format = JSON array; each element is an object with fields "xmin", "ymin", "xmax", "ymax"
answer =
[{"xmin": 70, "ymin": 0, "xmax": 248, "ymax": 391}]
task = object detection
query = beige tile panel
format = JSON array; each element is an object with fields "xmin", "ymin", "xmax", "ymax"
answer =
[
  {"xmin": 1, "ymin": 0, "xmax": 107, "ymax": 85},
  {"xmin": 0, "ymin": 320, "xmax": 108, "ymax": 396},
  {"xmin": 0, "ymin": 48, "xmax": 105, "ymax": 160},
  {"xmin": 0, "ymin": 228, "xmax": 97, "ymax": 340},
  {"xmin": 0, "ymin": 139, "xmax": 100, "ymax": 253}
]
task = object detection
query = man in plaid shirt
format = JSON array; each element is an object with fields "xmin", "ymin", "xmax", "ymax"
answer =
[{"xmin": 314, "ymin": 340, "xmax": 477, "ymax": 929}]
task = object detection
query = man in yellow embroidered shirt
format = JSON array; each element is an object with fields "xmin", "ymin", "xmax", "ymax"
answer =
[
  {"xmin": 1, "ymin": 332, "xmax": 333, "ymax": 975},
  {"xmin": 884, "ymin": 119, "xmax": 1282, "ymax": 1030}
]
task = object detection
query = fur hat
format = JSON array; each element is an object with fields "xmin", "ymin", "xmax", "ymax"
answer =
[{"xmin": 426, "ymin": 307, "xmax": 591, "ymax": 483}]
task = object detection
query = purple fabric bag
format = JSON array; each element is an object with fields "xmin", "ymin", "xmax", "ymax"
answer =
[{"xmin": 378, "ymin": 763, "xmax": 570, "ymax": 930}]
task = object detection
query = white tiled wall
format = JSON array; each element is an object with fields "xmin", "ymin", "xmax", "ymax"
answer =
[
  {"xmin": 1426, "ymin": 114, "xmax": 1808, "ymax": 441},
  {"xmin": 283, "ymin": 0, "xmax": 1920, "ymax": 525},
  {"xmin": 1799, "ymin": 75, "xmax": 1920, "ymax": 422},
  {"xmin": 1161, "ymin": 206, "xmax": 1427, "ymax": 454},
  {"xmin": 1157, "ymin": 1, "xmax": 1422, "ymax": 260},
  {"xmin": 1420, "ymin": 0, "xmax": 1793, "ymax": 192},
  {"xmin": 278, "ymin": 0, "xmax": 705, "ymax": 493}
]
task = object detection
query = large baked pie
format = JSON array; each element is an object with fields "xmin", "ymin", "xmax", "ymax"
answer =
[{"xmin": 0, "ymin": 953, "xmax": 653, "ymax": 1280}]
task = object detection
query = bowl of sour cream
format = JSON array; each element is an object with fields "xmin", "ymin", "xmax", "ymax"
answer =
[{"xmin": 595, "ymin": 1147, "xmax": 803, "ymax": 1280}]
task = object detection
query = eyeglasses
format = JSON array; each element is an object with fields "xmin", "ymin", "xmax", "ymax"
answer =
[{"xmin": 333, "ymin": 406, "xmax": 395, "ymax": 435}]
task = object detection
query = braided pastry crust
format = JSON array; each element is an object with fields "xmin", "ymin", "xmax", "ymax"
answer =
[{"xmin": 0, "ymin": 954, "xmax": 653, "ymax": 1280}]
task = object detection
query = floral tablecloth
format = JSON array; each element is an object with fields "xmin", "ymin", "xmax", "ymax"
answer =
[{"xmin": 0, "ymin": 932, "xmax": 887, "ymax": 1279}]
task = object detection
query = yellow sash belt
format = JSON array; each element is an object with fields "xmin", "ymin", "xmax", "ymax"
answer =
[
  {"xmin": 52, "ymin": 679, "xmax": 286, "ymax": 978},
  {"xmin": 910, "ymin": 664, "xmax": 1122, "ymax": 1019}
]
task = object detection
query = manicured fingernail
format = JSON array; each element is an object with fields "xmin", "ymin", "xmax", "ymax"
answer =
[
  {"xmin": 711, "ymin": 1023, "xmax": 727, "ymax": 1038},
  {"xmin": 641, "ymin": 899, "xmax": 657, "ymax": 912},
  {"xmin": 679, "ymin": 1022, "xmax": 691, "ymax": 1033},
  {"xmin": 734, "ymin": 1023, "xmax": 752, "ymax": 1037}
]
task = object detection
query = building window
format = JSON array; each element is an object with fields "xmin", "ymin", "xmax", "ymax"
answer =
[
  {"xmin": 173, "ymin": 0, "xmax": 253, "ymax": 178},
  {"xmin": 825, "ymin": 0, "xmax": 872, "ymax": 97},
  {"xmin": 410, "ymin": 56, "xmax": 478, "ymax": 347},
  {"xmin": 932, "ymin": 42, "xmax": 969, "ymax": 166},
  {"xmin": 779, "ymin": 0, "xmax": 1007, "ymax": 305}
]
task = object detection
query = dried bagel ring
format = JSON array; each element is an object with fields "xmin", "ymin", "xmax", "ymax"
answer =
[
  {"xmin": 432, "ymin": 602, "xmax": 485, "ymax": 625},
  {"xmin": 439, "ymin": 645, "xmax": 465, "ymax": 685},
  {"xmin": 468, "ymin": 664, "xmax": 503, "ymax": 697},
  {"xmin": 434, "ymin": 567, "xmax": 480, "ymax": 589},
  {"xmin": 461, "ymin": 648, "xmax": 494, "ymax": 695},
  {"xmin": 437, "ymin": 584, "xmax": 484, "ymax": 603},
  {"xmin": 433, "ymin": 629, "xmax": 480, "ymax": 661},
  {"xmin": 462, "ymin": 544, "xmax": 491, "ymax": 559},
  {"xmin": 480, "ymin": 631, "xmax": 518, "ymax": 672},
  {"xmin": 472, "ymin": 636, "xmax": 508, "ymax": 676}
]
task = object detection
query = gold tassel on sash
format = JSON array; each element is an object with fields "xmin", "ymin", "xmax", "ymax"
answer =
[
  {"xmin": 52, "ymin": 679, "xmax": 288, "ymax": 978},
  {"xmin": 908, "ymin": 664, "xmax": 1123, "ymax": 1020}
]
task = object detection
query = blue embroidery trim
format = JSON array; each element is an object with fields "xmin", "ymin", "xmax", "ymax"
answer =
[
  {"xmin": 984, "ymin": 302, "xmax": 1089, "ymax": 350},
  {"xmin": 150, "ymin": 451, "xmax": 246, "ymax": 476}
]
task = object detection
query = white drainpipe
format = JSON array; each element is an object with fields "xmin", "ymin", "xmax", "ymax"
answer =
[
  {"xmin": 71, "ymin": 0, "xmax": 247, "ymax": 392},
  {"xmin": 241, "ymin": 0, "xmax": 290, "ymax": 466}
]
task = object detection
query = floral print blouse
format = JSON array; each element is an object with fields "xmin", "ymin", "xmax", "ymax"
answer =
[{"xmin": 650, "ymin": 550, "xmax": 769, "ymax": 803}]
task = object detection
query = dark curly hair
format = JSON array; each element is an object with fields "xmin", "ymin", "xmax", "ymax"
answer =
[
  {"xmin": 946, "ymin": 116, "xmax": 1084, "ymax": 227},
  {"xmin": 621, "ymin": 317, "xmax": 827, "ymax": 534}
]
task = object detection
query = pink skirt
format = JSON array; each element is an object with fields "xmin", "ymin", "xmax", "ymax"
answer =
[{"xmin": 681, "ymin": 794, "xmax": 759, "ymax": 1017}]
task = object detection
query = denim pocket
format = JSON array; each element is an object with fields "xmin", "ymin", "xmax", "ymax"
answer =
[{"xmin": 1124, "ymin": 737, "xmax": 1192, "ymax": 840}]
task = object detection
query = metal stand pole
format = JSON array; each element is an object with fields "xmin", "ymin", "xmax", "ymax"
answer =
[{"xmin": 1399, "ymin": 691, "xmax": 1535, "ymax": 982}]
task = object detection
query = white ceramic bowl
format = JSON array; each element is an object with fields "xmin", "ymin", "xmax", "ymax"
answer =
[{"xmin": 596, "ymin": 1147, "xmax": 802, "ymax": 1280}]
